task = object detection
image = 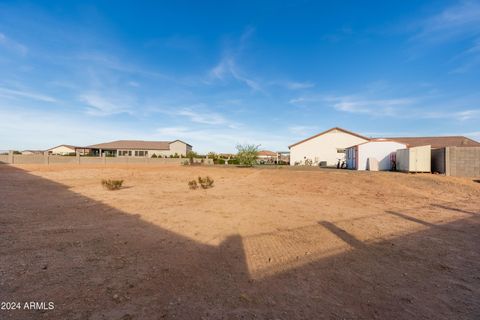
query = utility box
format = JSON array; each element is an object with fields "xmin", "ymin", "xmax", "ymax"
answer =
[{"xmin": 396, "ymin": 145, "xmax": 431, "ymax": 173}]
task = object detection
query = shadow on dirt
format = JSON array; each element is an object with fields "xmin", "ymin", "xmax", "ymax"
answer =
[
  {"xmin": 0, "ymin": 165, "xmax": 479, "ymax": 319},
  {"xmin": 430, "ymin": 203, "xmax": 478, "ymax": 215}
]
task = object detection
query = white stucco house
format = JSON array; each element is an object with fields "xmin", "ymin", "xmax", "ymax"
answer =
[
  {"xmin": 345, "ymin": 139, "xmax": 407, "ymax": 171},
  {"xmin": 87, "ymin": 140, "xmax": 192, "ymax": 157},
  {"xmin": 289, "ymin": 127, "xmax": 369, "ymax": 166}
]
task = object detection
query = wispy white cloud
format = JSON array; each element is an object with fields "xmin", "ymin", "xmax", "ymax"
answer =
[
  {"xmin": 285, "ymin": 81, "xmax": 315, "ymax": 90},
  {"xmin": 413, "ymin": 1, "xmax": 480, "ymax": 42},
  {"xmin": 290, "ymin": 93, "xmax": 413, "ymax": 116},
  {"xmin": 209, "ymin": 54, "xmax": 262, "ymax": 91},
  {"xmin": 288, "ymin": 125, "xmax": 318, "ymax": 137},
  {"xmin": 207, "ymin": 27, "xmax": 263, "ymax": 92},
  {"xmin": 74, "ymin": 52, "xmax": 169, "ymax": 79},
  {"xmin": 409, "ymin": 1, "xmax": 480, "ymax": 71},
  {"xmin": 156, "ymin": 103, "xmax": 241, "ymax": 129},
  {"xmin": 327, "ymin": 96, "xmax": 412, "ymax": 115},
  {"xmin": 290, "ymin": 88, "xmax": 480, "ymax": 122},
  {"xmin": 0, "ymin": 86, "xmax": 56, "ymax": 103},
  {"xmin": 423, "ymin": 109, "xmax": 480, "ymax": 121},
  {"xmin": 450, "ymin": 37, "xmax": 480, "ymax": 73},
  {"xmin": 0, "ymin": 32, "xmax": 28, "ymax": 56},
  {"xmin": 176, "ymin": 107, "xmax": 229, "ymax": 125},
  {"xmin": 80, "ymin": 92, "xmax": 133, "ymax": 116}
]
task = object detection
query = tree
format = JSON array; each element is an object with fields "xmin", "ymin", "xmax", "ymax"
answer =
[
  {"xmin": 207, "ymin": 152, "xmax": 218, "ymax": 160},
  {"xmin": 186, "ymin": 151, "xmax": 198, "ymax": 164},
  {"xmin": 236, "ymin": 144, "xmax": 259, "ymax": 166}
]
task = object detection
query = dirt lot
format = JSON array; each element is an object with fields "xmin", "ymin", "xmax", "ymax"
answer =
[{"xmin": 0, "ymin": 164, "xmax": 479, "ymax": 319}]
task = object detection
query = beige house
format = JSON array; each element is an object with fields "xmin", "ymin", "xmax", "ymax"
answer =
[
  {"xmin": 87, "ymin": 140, "xmax": 192, "ymax": 157},
  {"xmin": 46, "ymin": 144, "xmax": 79, "ymax": 155},
  {"xmin": 21, "ymin": 150, "xmax": 44, "ymax": 155},
  {"xmin": 257, "ymin": 150, "xmax": 278, "ymax": 164},
  {"xmin": 289, "ymin": 127, "xmax": 369, "ymax": 166}
]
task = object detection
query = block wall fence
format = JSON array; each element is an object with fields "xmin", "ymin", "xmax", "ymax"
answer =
[{"xmin": 0, "ymin": 152, "xmax": 213, "ymax": 166}]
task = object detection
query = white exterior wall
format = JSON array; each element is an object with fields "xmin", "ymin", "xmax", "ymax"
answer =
[
  {"xmin": 48, "ymin": 146, "xmax": 76, "ymax": 155},
  {"xmin": 290, "ymin": 129, "xmax": 368, "ymax": 166},
  {"xmin": 396, "ymin": 145, "xmax": 431, "ymax": 172},
  {"xmin": 356, "ymin": 141, "xmax": 407, "ymax": 171}
]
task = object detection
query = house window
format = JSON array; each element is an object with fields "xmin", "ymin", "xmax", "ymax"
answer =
[
  {"xmin": 134, "ymin": 150, "xmax": 147, "ymax": 157},
  {"xmin": 337, "ymin": 148, "xmax": 346, "ymax": 154}
]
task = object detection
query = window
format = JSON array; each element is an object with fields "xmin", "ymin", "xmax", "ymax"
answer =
[
  {"xmin": 134, "ymin": 150, "xmax": 147, "ymax": 157},
  {"xmin": 337, "ymin": 148, "xmax": 346, "ymax": 154}
]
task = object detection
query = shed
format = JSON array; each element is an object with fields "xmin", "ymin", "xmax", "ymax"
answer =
[
  {"xmin": 396, "ymin": 145, "xmax": 431, "ymax": 173},
  {"xmin": 346, "ymin": 140, "xmax": 407, "ymax": 171}
]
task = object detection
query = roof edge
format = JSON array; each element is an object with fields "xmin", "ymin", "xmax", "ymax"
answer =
[{"xmin": 288, "ymin": 127, "xmax": 370, "ymax": 149}]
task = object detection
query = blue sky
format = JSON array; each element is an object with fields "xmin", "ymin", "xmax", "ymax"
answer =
[{"xmin": 1, "ymin": 0, "xmax": 479, "ymax": 153}]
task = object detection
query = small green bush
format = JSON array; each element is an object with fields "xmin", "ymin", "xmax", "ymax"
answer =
[
  {"xmin": 214, "ymin": 159, "xmax": 225, "ymax": 165},
  {"xmin": 188, "ymin": 180, "xmax": 198, "ymax": 189},
  {"xmin": 101, "ymin": 179, "xmax": 124, "ymax": 190},
  {"xmin": 151, "ymin": 154, "xmax": 158, "ymax": 158},
  {"xmin": 227, "ymin": 159, "xmax": 240, "ymax": 165}
]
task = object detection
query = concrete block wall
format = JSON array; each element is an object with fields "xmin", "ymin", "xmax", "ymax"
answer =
[
  {"xmin": 0, "ymin": 153, "xmax": 213, "ymax": 166},
  {"xmin": 446, "ymin": 147, "xmax": 480, "ymax": 177}
]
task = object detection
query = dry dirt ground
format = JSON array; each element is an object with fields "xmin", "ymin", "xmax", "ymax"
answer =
[{"xmin": 0, "ymin": 164, "xmax": 479, "ymax": 320}]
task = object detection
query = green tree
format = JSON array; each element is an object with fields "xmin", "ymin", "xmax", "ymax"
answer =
[
  {"xmin": 207, "ymin": 152, "xmax": 218, "ymax": 160},
  {"xmin": 236, "ymin": 144, "xmax": 259, "ymax": 166},
  {"xmin": 186, "ymin": 151, "xmax": 198, "ymax": 164}
]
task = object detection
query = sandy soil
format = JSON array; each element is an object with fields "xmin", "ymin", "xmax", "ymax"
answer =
[{"xmin": 0, "ymin": 164, "xmax": 479, "ymax": 319}]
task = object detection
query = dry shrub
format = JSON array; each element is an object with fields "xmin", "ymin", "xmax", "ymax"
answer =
[
  {"xmin": 188, "ymin": 176, "xmax": 214, "ymax": 190},
  {"xmin": 101, "ymin": 179, "xmax": 124, "ymax": 190},
  {"xmin": 198, "ymin": 176, "xmax": 214, "ymax": 189},
  {"xmin": 188, "ymin": 180, "xmax": 198, "ymax": 190}
]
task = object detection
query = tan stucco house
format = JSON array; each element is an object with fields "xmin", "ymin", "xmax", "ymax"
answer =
[
  {"xmin": 87, "ymin": 140, "xmax": 192, "ymax": 157},
  {"xmin": 46, "ymin": 144, "xmax": 81, "ymax": 155},
  {"xmin": 289, "ymin": 127, "xmax": 369, "ymax": 166}
]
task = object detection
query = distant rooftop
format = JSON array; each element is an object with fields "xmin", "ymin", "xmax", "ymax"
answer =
[
  {"xmin": 87, "ymin": 140, "xmax": 191, "ymax": 150},
  {"xmin": 381, "ymin": 136, "xmax": 480, "ymax": 149}
]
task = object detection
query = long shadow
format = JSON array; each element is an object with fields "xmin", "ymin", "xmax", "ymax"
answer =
[
  {"xmin": 385, "ymin": 210, "xmax": 438, "ymax": 228},
  {"xmin": 1, "ymin": 165, "xmax": 479, "ymax": 319},
  {"xmin": 318, "ymin": 221, "xmax": 367, "ymax": 250},
  {"xmin": 431, "ymin": 203, "xmax": 478, "ymax": 216}
]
